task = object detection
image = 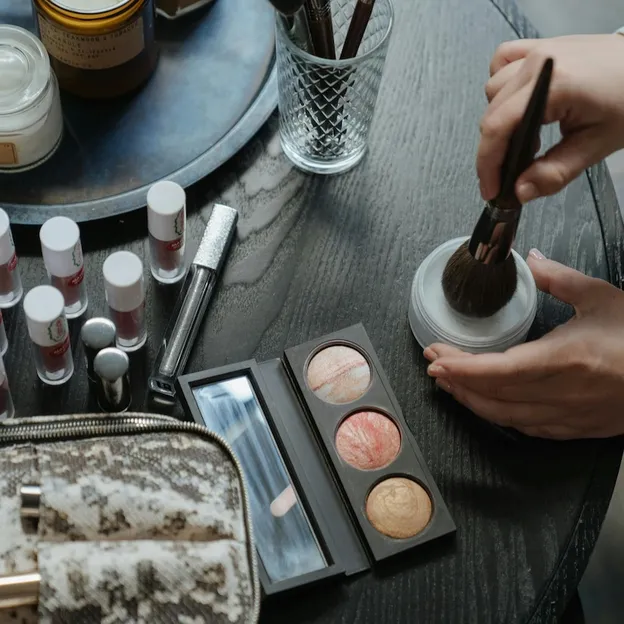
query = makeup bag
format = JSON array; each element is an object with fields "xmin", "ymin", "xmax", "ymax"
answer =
[{"xmin": 0, "ymin": 413, "xmax": 259, "ymax": 624}]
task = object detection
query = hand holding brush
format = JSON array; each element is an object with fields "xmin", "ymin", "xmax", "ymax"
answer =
[{"xmin": 441, "ymin": 57, "xmax": 554, "ymax": 319}]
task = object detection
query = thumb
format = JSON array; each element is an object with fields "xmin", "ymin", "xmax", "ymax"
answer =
[
  {"xmin": 515, "ymin": 128, "xmax": 608, "ymax": 203},
  {"xmin": 526, "ymin": 248, "xmax": 597, "ymax": 309}
]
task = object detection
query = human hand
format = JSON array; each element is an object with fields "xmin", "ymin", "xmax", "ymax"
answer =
[
  {"xmin": 424, "ymin": 249, "xmax": 624, "ymax": 439},
  {"xmin": 479, "ymin": 34, "xmax": 624, "ymax": 203}
]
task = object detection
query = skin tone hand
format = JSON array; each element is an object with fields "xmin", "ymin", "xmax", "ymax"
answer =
[
  {"xmin": 479, "ymin": 34, "xmax": 624, "ymax": 203},
  {"xmin": 424, "ymin": 249, "xmax": 624, "ymax": 440}
]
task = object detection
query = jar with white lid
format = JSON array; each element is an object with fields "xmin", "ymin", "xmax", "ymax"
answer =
[{"xmin": 0, "ymin": 25, "xmax": 64, "ymax": 173}]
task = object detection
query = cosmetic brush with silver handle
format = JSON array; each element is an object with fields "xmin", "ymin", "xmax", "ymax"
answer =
[{"xmin": 149, "ymin": 204, "xmax": 238, "ymax": 399}]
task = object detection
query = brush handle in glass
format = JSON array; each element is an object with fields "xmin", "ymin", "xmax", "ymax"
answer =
[{"xmin": 149, "ymin": 265, "xmax": 216, "ymax": 397}]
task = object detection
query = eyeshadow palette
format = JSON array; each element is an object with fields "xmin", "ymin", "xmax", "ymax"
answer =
[{"xmin": 176, "ymin": 323, "xmax": 455, "ymax": 597}]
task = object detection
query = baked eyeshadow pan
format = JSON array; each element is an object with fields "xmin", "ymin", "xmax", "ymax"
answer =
[
  {"xmin": 366, "ymin": 477, "xmax": 432, "ymax": 539},
  {"xmin": 306, "ymin": 345, "xmax": 371, "ymax": 404},
  {"xmin": 335, "ymin": 410, "xmax": 401, "ymax": 470}
]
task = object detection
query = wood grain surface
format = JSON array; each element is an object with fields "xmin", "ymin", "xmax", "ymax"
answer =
[{"xmin": 2, "ymin": 0, "xmax": 624, "ymax": 622}]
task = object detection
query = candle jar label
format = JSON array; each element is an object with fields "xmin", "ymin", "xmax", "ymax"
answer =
[
  {"xmin": 0, "ymin": 143, "xmax": 17, "ymax": 166},
  {"xmin": 37, "ymin": 15, "xmax": 146, "ymax": 71}
]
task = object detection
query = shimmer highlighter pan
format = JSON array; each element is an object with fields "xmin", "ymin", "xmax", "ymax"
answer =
[{"xmin": 177, "ymin": 324, "xmax": 455, "ymax": 597}]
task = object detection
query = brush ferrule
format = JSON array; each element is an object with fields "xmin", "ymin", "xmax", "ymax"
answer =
[
  {"xmin": 305, "ymin": 0, "xmax": 332, "ymax": 20},
  {"xmin": 468, "ymin": 201, "xmax": 521, "ymax": 264}
]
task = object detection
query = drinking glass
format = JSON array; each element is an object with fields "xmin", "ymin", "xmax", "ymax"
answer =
[{"xmin": 276, "ymin": 0, "xmax": 394, "ymax": 175}]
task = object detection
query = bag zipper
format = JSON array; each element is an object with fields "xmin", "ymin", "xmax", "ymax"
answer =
[{"xmin": 0, "ymin": 414, "xmax": 260, "ymax": 624}]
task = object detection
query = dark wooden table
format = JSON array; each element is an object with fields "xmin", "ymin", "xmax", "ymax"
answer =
[{"xmin": 4, "ymin": 0, "xmax": 624, "ymax": 622}]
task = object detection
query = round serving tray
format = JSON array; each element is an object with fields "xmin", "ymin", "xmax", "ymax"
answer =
[{"xmin": 0, "ymin": 0, "xmax": 277, "ymax": 225}]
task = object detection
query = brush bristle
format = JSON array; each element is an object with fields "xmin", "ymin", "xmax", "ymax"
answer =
[{"xmin": 441, "ymin": 241, "xmax": 518, "ymax": 318}]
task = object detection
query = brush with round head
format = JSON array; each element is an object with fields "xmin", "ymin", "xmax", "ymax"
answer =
[{"xmin": 442, "ymin": 57, "xmax": 554, "ymax": 318}]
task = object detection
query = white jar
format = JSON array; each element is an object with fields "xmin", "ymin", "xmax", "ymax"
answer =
[
  {"xmin": 408, "ymin": 236, "xmax": 538, "ymax": 354},
  {"xmin": 0, "ymin": 25, "xmax": 64, "ymax": 173}
]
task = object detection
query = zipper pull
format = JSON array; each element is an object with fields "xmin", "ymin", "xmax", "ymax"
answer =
[
  {"xmin": 20, "ymin": 485, "xmax": 41, "ymax": 522},
  {"xmin": 0, "ymin": 572, "xmax": 40, "ymax": 609}
]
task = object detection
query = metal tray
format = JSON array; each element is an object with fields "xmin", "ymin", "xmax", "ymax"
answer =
[{"xmin": 0, "ymin": 0, "xmax": 277, "ymax": 224}]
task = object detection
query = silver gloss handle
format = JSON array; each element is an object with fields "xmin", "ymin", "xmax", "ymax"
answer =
[{"xmin": 148, "ymin": 265, "xmax": 216, "ymax": 398}]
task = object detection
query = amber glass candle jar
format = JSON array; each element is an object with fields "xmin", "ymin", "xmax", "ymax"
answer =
[{"xmin": 32, "ymin": 0, "xmax": 158, "ymax": 99}]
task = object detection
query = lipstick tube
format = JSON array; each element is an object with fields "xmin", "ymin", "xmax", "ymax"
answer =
[{"xmin": 148, "ymin": 204, "xmax": 238, "ymax": 398}]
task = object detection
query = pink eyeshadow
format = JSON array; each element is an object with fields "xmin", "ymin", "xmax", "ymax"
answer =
[
  {"xmin": 335, "ymin": 411, "xmax": 401, "ymax": 471},
  {"xmin": 306, "ymin": 345, "xmax": 371, "ymax": 404}
]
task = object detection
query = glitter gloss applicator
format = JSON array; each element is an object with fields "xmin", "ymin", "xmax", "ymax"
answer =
[{"xmin": 148, "ymin": 204, "xmax": 238, "ymax": 398}]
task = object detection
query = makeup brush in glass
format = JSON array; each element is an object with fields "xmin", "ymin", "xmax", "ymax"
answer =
[
  {"xmin": 340, "ymin": 0, "xmax": 375, "ymax": 59},
  {"xmin": 441, "ymin": 57, "xmax": 553, "ymax": 318},
  {"xmin": 269, "ymin": 0, "xmax": 313, "ymax": 52},
  {"xmin": 304, "ymin": 0, "xmax": 336, "ymax": 59}
]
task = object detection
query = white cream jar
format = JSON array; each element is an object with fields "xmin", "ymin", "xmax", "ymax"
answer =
[
  {"xmin": 0, "ymin": 25, "xmax": 63, "ymax": 173},
  {"xmin": 409, "ymin": 236, "xmax": 538, "ymax": 353}
]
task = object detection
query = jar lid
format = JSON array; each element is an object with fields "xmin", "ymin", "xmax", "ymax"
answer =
[
  {"xmin": 408, "ymin": 236, "xmax": 538, "ymax": 354},
  {"xmin": 0, "ymin": 26, "xmax": 50, "ymax": 116},
  {"xmin": 103, "ymin": 251, "xmax": 144, "ymax": 312},
  {"xmin": 147, "ymin": 180, "xmax": 186, "ymax": 242},
  {"xmin": 48, "ymin": 0, "xmax": 132, "ymax": 15},
  {"xmin": 40, "ymin": 216, "xmax": 82, "ymax": 278}
]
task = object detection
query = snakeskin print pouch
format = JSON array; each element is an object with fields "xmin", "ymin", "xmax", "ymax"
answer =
[{"xmin": 0, "ymin": 414, "xmax": 259, "ymax": 624}]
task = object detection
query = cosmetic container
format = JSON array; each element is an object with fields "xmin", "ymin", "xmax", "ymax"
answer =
[
  {"xmin": 24, "ymin": 286, "xmax": 74, "ymax": 385},
  {"xmin": 103, "ymin": 251, "xmax": 147, "ymax": 352},
  {"xmin": 40, "ymin": 216, "xmax": 88, "ymax": 319},
  {"xmin": 0, "ymin": 311, "xmax": 8, "ymax": 358},
  {"xmin": 0, "ymin": 209, "xmax": 22, "ymax": 309},
  {"xmin": 32, "ymin": 0, "xmax": 158, "ymax": 99},
  {"xmin": 147, "ymin": 180, "xmax": 187, "ymax": 284},
  {"xmin": 0, "ymin": 354, "xmax": 14, "ymax": 420},
  {"xmin": 149, "ymin": 204, "xmax": 238, "ymax": 398},
  {"xmin": 0, "ymin": 25, "xmax": 63, "ymax": 173},
  {"xmin": 80, "ymin": 317, "xmax": 117, "ymax": 381},
  {"xmin": 93, "ymin": 347, "xmax": 131, "ymax": 412},
  {"xmin": 408, "ymin": 236, "xmax": 538, "ymax": 354}
]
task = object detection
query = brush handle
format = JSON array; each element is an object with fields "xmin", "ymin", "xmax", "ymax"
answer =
[
  {"xmin": 340, "ymin": 0, "xmax": 375, "ymax": 59},
  {"xmin": 498, "ymin": 58, "xmax": 553, "ymax": 202},
  {"xmin": 304, "ymin": 0, "xmax": 336, "ymax": 59},
  {"xmin": 468, "ymin": 58, "xmax": 553, "ymax": 264}
]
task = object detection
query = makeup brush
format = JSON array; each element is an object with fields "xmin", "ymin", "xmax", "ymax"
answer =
[
  {"xmin": 340, "ymin": 0, "xmax": 375, "ymax": 59},
  {"xmin": 441, "ymin": 57, "xmax": 554, "ymax": 318},
  {"xmin": 304, "ymin": 0, "xmax": 336, "ymax": 59},
  {"xmin": 269, "ymin": 0, "xmax": 314, "ymax": 52}
]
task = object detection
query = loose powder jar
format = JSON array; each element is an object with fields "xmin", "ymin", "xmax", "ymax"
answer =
[
  {"xmin": 409, "ymin": 236, "xmax": 538, "ymax": 353},
  {"xmin": 0, "ymin": 25, "xmax": 64, "ymax": 173},
  {"xmin": 32, "ymin": 0, "xmax": 159, "ymax": 99}
]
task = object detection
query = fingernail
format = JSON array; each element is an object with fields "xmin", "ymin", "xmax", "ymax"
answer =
[
  {"xmin": 427, "ymin": 363, "xmax": 445, "ymax": 377},
  {"xmin": 529, "ymin": 248, "xmax": 545, "ymax": 260},
  {"xmin": 517, "ymin": 182, "xmax": 538, "ymax": 203},
  {"xmin": 423, "ymin": 347, "xmax": 438, "ymax": 361},
  {"xmin": 436, "ymin": 378, "xmax": 453, "ymax": 393}
]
